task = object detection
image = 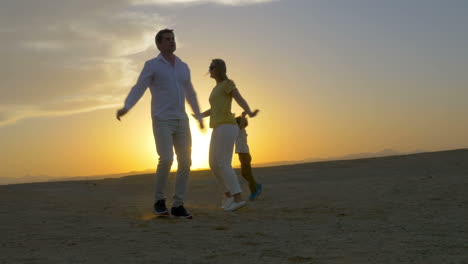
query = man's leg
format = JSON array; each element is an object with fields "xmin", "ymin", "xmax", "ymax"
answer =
[
  {"xmin": 172, "ymin": 119, "xmax": 192, "ymax": 207},
  {"xmin": 239, "ymin": 153, "xmax": 257, "ymax": 194},
  {"xmin": 152, "ymin": 118, "xmax": 175, "ymax": 203}
]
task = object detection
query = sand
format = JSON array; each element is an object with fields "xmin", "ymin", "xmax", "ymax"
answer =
[{"xmin": 1, "ymin": 149, "xmax": 467, "ymax": 264}]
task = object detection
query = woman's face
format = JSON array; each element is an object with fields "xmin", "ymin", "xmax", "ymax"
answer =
[{"xmin": 209, "ymin": 63, "xmax": 218, "ymax": 79}]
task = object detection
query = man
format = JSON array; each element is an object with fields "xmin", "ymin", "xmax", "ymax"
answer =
[{"xmin": 116, "ymin": 29, "xmax": 203, "ymax": 219}]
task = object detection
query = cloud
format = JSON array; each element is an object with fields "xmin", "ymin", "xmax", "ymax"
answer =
[
  {"xmin": 0, "ymin": 0, "xmax": 278, "ymax": 127},
  {"xmin": 0, "ymin": 98, "xmax": 122, "ymax": 127},
  {"xmin": 131, "ymin": 0, "xmax": 276, "ymax": 6},
  {"xmin": 21, "ymin": 41, "xmax": 67, "ymax": 52},
  {"xmin": 0, "ymin": 0, "xmax": 166, "ymax": 127}
]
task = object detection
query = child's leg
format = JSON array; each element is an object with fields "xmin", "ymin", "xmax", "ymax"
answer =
[{"xmin": 238, "ymin": 153, "xmax": 257, "ymax": 193}]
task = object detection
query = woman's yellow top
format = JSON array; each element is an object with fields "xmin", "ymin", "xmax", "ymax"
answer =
[{"xmin": 209, "ymin": 79, "xmax": 238, "ymax": 128}]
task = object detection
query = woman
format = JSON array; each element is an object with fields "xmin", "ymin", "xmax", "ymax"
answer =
[{"xmin": 200, "ymin": 59, "xmax": 259, "ymax": 212}]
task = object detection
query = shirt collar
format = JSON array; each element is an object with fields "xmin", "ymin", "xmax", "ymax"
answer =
[{"xmin": 156, "ymin": 53, "xmax": 179, "ymax": 64}]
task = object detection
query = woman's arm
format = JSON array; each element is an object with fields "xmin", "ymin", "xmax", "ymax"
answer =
[
  {"xmin": 201, "ymin": 109, "xmax": 212, "ymax": 118},
  {"xmin": 232, "ymin": 89, "xmax": 259, "ymax": 118}
]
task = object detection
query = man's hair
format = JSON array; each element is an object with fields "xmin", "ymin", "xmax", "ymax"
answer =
[{"xmin": 155, "ymin": 29, "xmax": 174, "ymax": 46}]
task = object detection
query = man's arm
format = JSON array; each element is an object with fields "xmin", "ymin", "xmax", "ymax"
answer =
[
  {"xmin": 184, "ymin": 68, "xmax": 204, "ymax": 129},
  {"xmin": 116, "ymin": 61, "xmax": 152, "ymax": 121}
]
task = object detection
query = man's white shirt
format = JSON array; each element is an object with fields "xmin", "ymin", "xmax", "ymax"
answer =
[{"xmin": 124, "ymin": 54, "xmax": 202, "ymax": 120}]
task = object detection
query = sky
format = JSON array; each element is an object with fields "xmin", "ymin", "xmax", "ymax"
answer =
[{"xmin": 1, "ymin": 0, "xmax": 468, "ymax": 183}]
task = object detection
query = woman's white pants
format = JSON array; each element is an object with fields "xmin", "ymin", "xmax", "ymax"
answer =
[{"xmin": 209, "ymin": 124, "xmax": 242, "ymax": 195}]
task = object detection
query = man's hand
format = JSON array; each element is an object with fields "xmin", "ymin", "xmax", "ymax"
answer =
[
  {"xmin": 192, "ymin": 113, "xmax": 205, "ymax": 130},
  {"xmin": 116, "ymin": 108, "xmax": 128, "ymax": 121},
  {"xmin": 198, "ymin": 119, "xmax": 205, "ymax": 130}
]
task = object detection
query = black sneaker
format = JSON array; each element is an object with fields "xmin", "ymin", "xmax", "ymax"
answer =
[
  {"xmin": 171, "ymin": 205, "xmax": 193, "ymax": 219},
  {"xmin": 153, "ymin": 200, "xmax": 169, "ymax": 216}
]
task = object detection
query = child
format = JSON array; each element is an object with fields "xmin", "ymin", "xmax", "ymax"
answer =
[{"xmin": 235, "ymin": 112, "xmax": 262, "ymax": 200}]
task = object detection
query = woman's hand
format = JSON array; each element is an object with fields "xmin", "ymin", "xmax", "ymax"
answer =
[
  {"xmin": 232, "ymin": 89, "xmax": 258, "ymax": 119},
  {"xmin": 247, "ymin": 109, "xmax": 259, "ymax": 118}
]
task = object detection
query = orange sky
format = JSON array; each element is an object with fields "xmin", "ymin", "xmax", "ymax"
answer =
[{"xmin": 1, "ymin": 0, "xmax": 468, "ymax": 182}]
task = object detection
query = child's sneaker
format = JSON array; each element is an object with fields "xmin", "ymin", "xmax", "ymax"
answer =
[{"xmin": 249, "ymin": 184, "xmax": 262, "ymax": 201}]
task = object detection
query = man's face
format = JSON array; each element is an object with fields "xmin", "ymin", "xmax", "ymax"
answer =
[{"xmin": 158, "ymin": 32, "xmax": 176, "ymax": 53}]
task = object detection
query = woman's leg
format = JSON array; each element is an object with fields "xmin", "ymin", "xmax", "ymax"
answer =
[
  {"xmin": 209, "ymin": 126, "xmax": 229, "ymax": 196},
  {"xmin": 209, "ymin": 124, "xmax": 242, "ymax": 200}
]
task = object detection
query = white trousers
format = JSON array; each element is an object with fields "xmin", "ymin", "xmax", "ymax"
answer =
[
  {"xmin": 152, "ymin": 118, "xmax": 192, "ymax": 207},
  {"xmin": 209, "ymin": 124, "xmax": 242, "ymax": 195}
]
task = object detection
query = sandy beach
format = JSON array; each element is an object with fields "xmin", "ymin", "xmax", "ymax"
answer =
[{"xmin": 1, "ymin": 149, "xmax": 467, "ymax": 264}]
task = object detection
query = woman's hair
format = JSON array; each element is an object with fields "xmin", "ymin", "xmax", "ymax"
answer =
[{"xmin": 211, "ymin": 58, "xmax": 228, "ymax": 80}]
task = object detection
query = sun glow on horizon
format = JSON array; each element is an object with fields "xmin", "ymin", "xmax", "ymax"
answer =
[
  {"xmin": 2, "ymin": 1, "xmax": 468, "ymax": 184},
  {"xmin": 188, "ymin": 119, "xmax": 211, "ymax": 170},
  {"xmin": 157, "ymin": 119, "xmax": 211, "ymax": 172}
]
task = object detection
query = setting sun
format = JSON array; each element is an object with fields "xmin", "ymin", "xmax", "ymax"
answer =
[
  {"xmin": 142, "ymin": 118, "xmax": 211, "ymax": 172},
  {"xmin": 187, "ymin": 119, "xmax": 211, "ymax": 171},
  {"xmin": 1, "ymin": 0, "xmax": 467, "ymax": 184}
]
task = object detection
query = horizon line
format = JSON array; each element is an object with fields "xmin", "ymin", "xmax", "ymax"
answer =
[{"xmin": 2, "ymin": 147, "xmax": 467, "ymax": 186}]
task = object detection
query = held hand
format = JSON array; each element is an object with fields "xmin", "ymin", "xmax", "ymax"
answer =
[
  {"xmin": 248, "ymin": 109, "xmax": 260, "ymax": 118},
  {"xmin": 198, "ymin": 119, "xmax": 205, "ymax": 130},
  {"xmin": 191, "ymin": 113, "xmax": 205, "ymax": 130},
  {"xmin": 116, "ymin": 108, "xmax": 128, "ymax": 121}
]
